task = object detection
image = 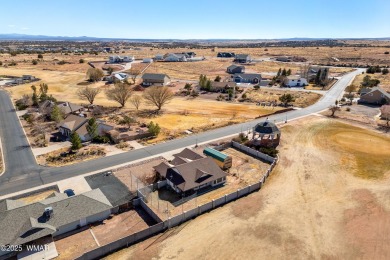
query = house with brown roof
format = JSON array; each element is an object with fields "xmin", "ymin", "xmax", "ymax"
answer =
[
  {"xmin": 210, "ymin": 81, "xmax": 237, "ymax": 93},
  {"xmin": 57, "ymin": 115, "xmax": 114, "ymax": 142},
  {"xmin": 359, "ymin": 86, "xmax": 390, "ymax": 105},
  {"xmin": 154, "ymin": 148, "xmax": 227, "ymax": 195},
  {"xmin": 39, "ymin": 101, "xmax": 83, "ymax": 116}
]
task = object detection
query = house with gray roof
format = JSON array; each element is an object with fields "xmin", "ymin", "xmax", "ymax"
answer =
[
  {"xmin": 0, "ymin": 189, "xmax": 112, "ymax": 257},
  {"xmin": 234, "ymin": 54, "xmax": 251, "ymax": 63},
  {"xmin": 154, "ymin": 148, "xmax": 227, "ymax": 195},
  {"xmin": 227, "ymin": 65, "xmax": 245, "ymax": 74},
  {"xmin": 141, "ymin": 73, "xmax": 171, "ymax": 86},
  {"xmin": 231, "ymin": 73, "xmax": 262, "ymax": 84}
]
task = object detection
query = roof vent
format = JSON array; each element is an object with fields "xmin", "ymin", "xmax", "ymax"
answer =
[{"xmin": 44, "ymin": 206, "xmax": 53, "ymax": 219}]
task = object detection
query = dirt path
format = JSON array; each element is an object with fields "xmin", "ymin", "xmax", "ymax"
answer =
[{"xmin": 106, "ymin": 116, "xmax": 390, "ymax": 260}]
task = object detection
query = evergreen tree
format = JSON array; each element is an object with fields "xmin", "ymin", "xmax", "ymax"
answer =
[
  {"xmin": 276, "ymin": 68, "xmax": 282, "ymax": 77},
  {"xmin": 31, "ymin": 85, "xmax": 39, "ymax": 106},
  {"xmin": 214, "ymin": 75, "xmax": 221, "ymax": 82},
  {"xmin": 286, "ymin": 69, "xmax": 292, "ymax": 76},
  {"xmin": 205, "ymin": 79, "xmax": 212, "ymax": 91},
  {"xmin": 70, "ymin": 132, "xmax": 82, "ymax": 150},
  {"xmin": 281, "ymin": 68, "xmax": 287, "ymax": 76},
  {"xmin": 50, "ymin": 105, "xmax": 63, "ymax": 123},
  {"xmin": 315, "ymin": 69, "xmax": 322, "ymax": 85},
  {"xmin": 148, "ymin": 121, "xmax": 161, "ymax": 136},
  {"xmin": 86, "ymin": 118, "xmax": 99, "ymax": 140}
]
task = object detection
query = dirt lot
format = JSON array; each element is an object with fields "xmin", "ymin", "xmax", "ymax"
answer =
[
  {"xmin": 246, "ymin": 88, "xmax": 322, "ymax": 107},
  {"xmin": 92, "ymin": 208, "xmax": 156, "ymax": 246},
  {"xmin": 107, "ymin": 116, "xmax": 390, "ymax": 259},
  {"xmin": 321, "ymin": 104, "xmax": 381, "ymax": 127},
  {"xmin": 55, "ymin": 228, "xmax": 98, "ymax": 260},
  {"xmin": 115, "ymin": 158, "xmax": 166, "ymax": 191}
]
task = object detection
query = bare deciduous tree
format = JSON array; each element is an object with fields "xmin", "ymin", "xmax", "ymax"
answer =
[
  {"xmin": 128, "ymin": 68, "xmax": 141, "ymax": 84},
  {"xmin": 77, "ymin": 87, "xmax": 101, "ymax": 105},
  {"xmin": 105, "ymin": 82, "xmax": 133, "ymax": 108},
  {"xmin": 130, "ymin": 95, "xmax": 142, "ymax": 110},
  {"xmin": 329, "ymin": 105, "xmax": 341, "ymax": 117},
  {"xmin": 345, "ymin": 84, "xmax": 357, "ymax": 95},
  {"xmin": 143, "ymin": 86, "xmax": 174, "ymax": 111}
]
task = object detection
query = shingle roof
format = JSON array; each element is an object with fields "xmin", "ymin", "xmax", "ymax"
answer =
[
  {"xmin": 361, "ymin": 86, "xmax": 390, "ymax": 99},
  {"xmin": 235, "ymin": 54, "xmax": 250, "ymax": 59},
  {"xmin": 0, "ymin": 189, "xmax": 112, "ymax": 246},
  {"xmin": 227, "ymin": 65, "xmax": 244, "ymax": 70},
  {"xmin": 211, "ymin": 82, "xmax": 237, "ymax": 89},
  {"xmin": 58, "ymin": 102, "xmax": 83, "ymax": 115},
  {"xmin": 57, "ymin": 114, "xmax": 88, "ymax": 131},
  {"xmin": 172, "ymin": 148, "xmax": 204, "ymax": 161},
  {"xmin": 254, "ymin": 121, "xmax": 280, "ymax": 135},
  {"xmin": 154, "ymin": 157, "xmax": 227, "ymax": 192},
  {"xmin": 233, "ymin": 73, "xmax": 262, "ymax": 81},
  {"xmin": 142, "ymin": 73, "xmax": 170, "ymax": 81}
]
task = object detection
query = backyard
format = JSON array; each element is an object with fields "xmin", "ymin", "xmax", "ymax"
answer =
[{"xmin": 106, "ymin": 116, "xmax": 390, "ymax": 260}]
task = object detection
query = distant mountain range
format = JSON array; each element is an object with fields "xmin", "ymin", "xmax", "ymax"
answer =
[{"xmin": 0, "ymin": 33, "xmax": 390, "ymax": 42}]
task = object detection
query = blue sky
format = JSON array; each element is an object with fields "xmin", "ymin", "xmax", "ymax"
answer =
[{"xmin": 1, "ymin": 0, "xmax": 389, "ymax": 39}]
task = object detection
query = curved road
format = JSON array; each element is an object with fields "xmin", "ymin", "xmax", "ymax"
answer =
[{"xmin": 0, "ymin": 69, "xmax": 363, "ymax": 196}]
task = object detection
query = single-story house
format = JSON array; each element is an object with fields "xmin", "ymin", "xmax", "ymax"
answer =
[
  {"xmin": 217, "ymin": 52, "xmax": 235, "ymax": 58},
  {"xmin": 141, "ymin": 73, "xmax": 171, "ymax": 86},
  {"xmin": 57, "ymin": 115, "xmax": 114, "ymax": 142},
  {"xmin": 154, "ymin": 148, "xmax": 227, "ymax": 195},
  {"xmin": 227, "ymin": 65, "xmax": 245, "ymax": 74},
  {"xmin": 275, "ymin": 56, "xmax": 291, "ymax": 62},
  {"xmin": 231, "ymin": 73, "xmax": 261, "ymax": 84},
  {"xmin": 163, "ymin": 53, "xmax": 187, "ymax": 62},
  {"xmin": 22, "ymin": 75, "xmax": 35, "ymax": 81},
  {"xmin": 108, "ymin": 55, "xmax": 134, "ymax": 63},
  {"xmin": 39, "ymin": 100, "xmax": 84, "ymax": 116},
  {"xmin": 234, "ymin": 54, "xmax": 251, "ymax": 63},
  {"xmin": 0, "ymin": 189, "xmax": 112, "ymax": 257},
  {"xmin": 154, "ymin": 54, "xmax": 165, "ymax": 61},
  {"xmin": 210, "ymin": 82, "xmax": 237, "ymax": 93},
  {"xmin": 284, "ymin": 76, "xmax": 308, "ymax": 87},
  {"xmin": 143, "ymin": 58, "xmax": 153, "ymax": 63},
  {"xmin": 359, "ymin": 86, "xmax": 390, "ymax": 105}
]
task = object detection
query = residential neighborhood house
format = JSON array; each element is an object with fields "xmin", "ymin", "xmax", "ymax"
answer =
[
  {"xmin": 39, "ymin": 100, "xmax": 84, "ymax": 117},
  {"xmin": 217, "ymin": 52, "xmax": 235, "ymax": 58},
  {"xmin": 0, "ymin": 189, "xmax": 112, "ymax": 258},
  {"xmin": 141, "ymin": 73, "xmax": 171, "ymax": 86},
  {"xmin": 108, "ymin": 55, "xmax": 134, "ymax": 63},
  {"xmin": 284, "ymin": 76, "xmax": 308, "ymax": 87},
  {"xmin": 227, "ymin": 65, "xmax": 245, "ymax": 74},
  {"xmin": 359, "ymin": 86, "xmax": 390, "ymax": 105},
  {"xmin": 154, "ymin": 148, "xmax": 227, "ymax": 195},
  {"xmin": 234, "ymin": 54, "xmax": 251, "ymax": 63},
  {"xmin": 57, "ymin": 114, "xmax": 114, "ymax": 142},
  {"xmin": 231, "ymin": 73, "xmax": 261, "ymax": 84}
]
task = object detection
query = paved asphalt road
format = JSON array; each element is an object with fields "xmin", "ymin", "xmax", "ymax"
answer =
[{"xmin": 0, "ymin": 69, "xmax": 363, "ymax": 196}]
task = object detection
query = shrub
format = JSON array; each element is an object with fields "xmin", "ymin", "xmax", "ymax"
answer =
[
  {"xmin": 57, "ymin": 60, "xmax": 67, "ymax": 65},
  {"xmin": 385, "ymin": 51, "xmax": 389, "ymax": 55},
  {"xmin": 253, "ymin": 85, "xmax": 260, "ymax": 90},
  {"xmin": 242, "ymin": 93, "xmax": 247, "ymax": 99},
  {"xmin": 0, "ymin": 61, "xmax": 2, "ymax": 66},
  {"xmin": 259, "ymin": 147, "xmax": 278, "ymax": 157},
  {"xmin": 32, "ymin": 59, "xmax": 38, "ymax": 65},
  {"xmin": 346, "ymin": 107, "xmax": 351, "ymax": 112},
  {"xmin": 79, "ymin": 58, "xmax": 85, "ymax": 63},
  {"xmin": 37, "ymin": 54, "xmax": 43, "ymax": 59},
  {"xmin": 93, "ymin": 135, "xmax": 111, "ymax": 144}
]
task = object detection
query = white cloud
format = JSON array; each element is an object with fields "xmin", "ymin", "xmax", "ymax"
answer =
[{"xmin": 8, "ymin": 24, "xmax": 15, "ymax": 28}]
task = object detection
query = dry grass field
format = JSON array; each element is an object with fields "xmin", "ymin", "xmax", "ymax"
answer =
[
  {"xmin": 106, "ymin": 116, "xmax": 390, "ymax": 260},
  {"xmin": 246, "ymin": 88, "xmax": 322, "ymax": 107},
  {"xmin": 351, "ymin": 72, "xmax": 390, "ymax": 92}
]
